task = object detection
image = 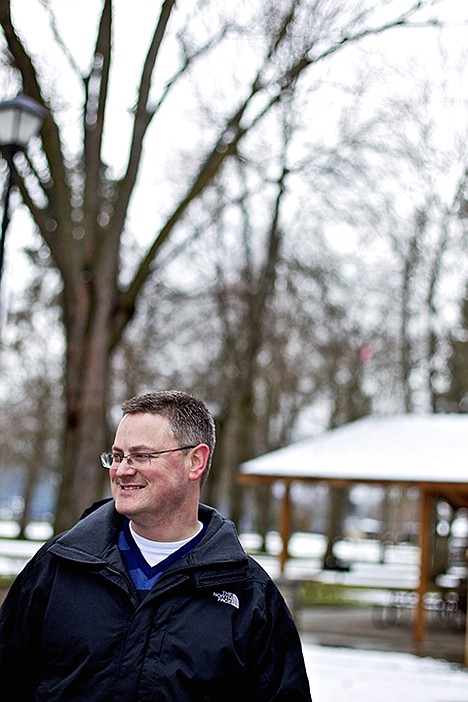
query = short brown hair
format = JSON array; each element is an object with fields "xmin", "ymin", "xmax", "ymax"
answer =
[{"xmin": 121, "ymin": 390, "xmax": 216, "ymax": 484}]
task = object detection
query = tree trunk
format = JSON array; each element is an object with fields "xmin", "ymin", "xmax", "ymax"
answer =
[
  {"xmin": 54, "ymin": 280, "xmax": 115, "ymax": 533},
  {"xmin": 322, "ymin": 486, "xmax": 348, "ymax": 568}
]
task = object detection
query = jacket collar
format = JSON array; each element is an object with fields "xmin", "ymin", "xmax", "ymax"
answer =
[{"xmin": 49, "ymin": 499, "xmax": 249, "ymax": 577}]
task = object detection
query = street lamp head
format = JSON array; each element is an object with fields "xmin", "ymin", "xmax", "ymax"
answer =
[
  {"xmin": 0, "ymin": 94, "xmax": 47, "ymax": 319},
  {"xmin": 0, "ymin": 94, "xmax": 47, "ymax": 152}
]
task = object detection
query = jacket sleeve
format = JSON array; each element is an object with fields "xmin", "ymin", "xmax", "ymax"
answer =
[
  {"xmin": 0, "ymin": 556, "xmax": 49, "ymax": 699},
  {"xmin": 246, "ymin": 578, "xmax": 313, "ymax": 701}
]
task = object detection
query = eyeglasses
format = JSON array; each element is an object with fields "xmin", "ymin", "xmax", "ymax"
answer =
[{"xmin": 100, "ymin": 446, "xmax": 196, "ymax": 469}]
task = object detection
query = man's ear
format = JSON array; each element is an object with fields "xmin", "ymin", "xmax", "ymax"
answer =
[{"xmin": 188, "ymin": 444, "xmax": 210, "ymax": 482}]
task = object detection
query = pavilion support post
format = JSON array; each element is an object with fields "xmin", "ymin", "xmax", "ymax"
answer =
[
  {"xmin": 279, "ymin": 481, "xmax": 292, "ymax": 575},
  {"xmin": 414, "ymin": 489, "xmax": 432, "ymax": 644},
  {"xmin": 465, "ymin": 598, "xmax": 468, "ymax": 668}
]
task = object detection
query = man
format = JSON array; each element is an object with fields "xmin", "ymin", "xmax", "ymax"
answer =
[{"xmin": 0, "ymin": 390, "xmax": 312, "ymax": 701}]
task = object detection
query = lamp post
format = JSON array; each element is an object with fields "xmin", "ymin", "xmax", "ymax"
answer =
[{"xmin": 0, "ymin": 94, "xmax": 47, "ymax": 312}]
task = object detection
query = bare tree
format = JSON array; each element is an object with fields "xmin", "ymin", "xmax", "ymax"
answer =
[
  {"xmin": 0, "ymin": 253, "xmax": 63, "ymax": 534},
  {"xmin": 442, "ymin": 285, "xmax": 468, "ymax": 412},
  {"xmin": 0, "ymin": 0, "xmax": 451, "ymax": 531}
]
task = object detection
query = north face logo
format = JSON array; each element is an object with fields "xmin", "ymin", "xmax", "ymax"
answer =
[{"xmin": 213, "ymin": 591, "xmax": 240, "ymax": 609}]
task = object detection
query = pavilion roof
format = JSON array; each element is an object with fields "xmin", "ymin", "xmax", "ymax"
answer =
[{"xmin": 240, "ymin": 414, "xmax": 468, "ymax": 497}]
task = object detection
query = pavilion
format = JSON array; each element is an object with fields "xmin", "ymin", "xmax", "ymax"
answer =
[{"xmin": 238, "ymin": 413, "xmax": 468, "ymax": 663}]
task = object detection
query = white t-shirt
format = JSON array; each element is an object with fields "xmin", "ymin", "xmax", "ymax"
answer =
[{"xmin": 129, "ymin": 521, "xmax": 204, "ymax": 566}]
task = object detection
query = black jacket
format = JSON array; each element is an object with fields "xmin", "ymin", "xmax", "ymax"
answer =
[{"xmin": 0, "ymin": 500, "xmax": 312, "ymax": 701}]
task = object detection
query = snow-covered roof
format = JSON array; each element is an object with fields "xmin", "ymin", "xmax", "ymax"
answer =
[{"xmin": 240, "ymin": 414, "xmax": 468, "ymax": 486}]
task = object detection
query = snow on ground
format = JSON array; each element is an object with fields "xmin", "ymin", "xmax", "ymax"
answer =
[{"xmin": 303, "ymin": 642, "xmax": 468, "ymax": 702}]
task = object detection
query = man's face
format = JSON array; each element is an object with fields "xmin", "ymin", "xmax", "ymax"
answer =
[{"xmin": 109, "ymin": 412, "xmax": 195, "ymax": 531}]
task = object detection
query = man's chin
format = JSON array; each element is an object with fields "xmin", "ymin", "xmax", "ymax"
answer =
[{"xmin": 113, "ymin": 491, "xmax": 144, "ymax": 514}]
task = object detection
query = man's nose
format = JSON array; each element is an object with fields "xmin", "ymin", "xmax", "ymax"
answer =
[{"xmin": 115, "ymin": 456, "xmax": 136, "ymax": 473}]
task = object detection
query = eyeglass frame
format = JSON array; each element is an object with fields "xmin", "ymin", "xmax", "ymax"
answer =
[{"xmin": 100, "ymin": 445, "xmax": 197, "ymax": 469}]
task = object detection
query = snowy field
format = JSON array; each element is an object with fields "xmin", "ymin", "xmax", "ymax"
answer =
[{"xmin": 303, "ymin": 642, "xmax": 468, "ymax": 702}]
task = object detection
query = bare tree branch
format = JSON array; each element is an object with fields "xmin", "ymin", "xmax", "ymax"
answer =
[
  {"xmin": 116, "ymin": 0, "xmax": 442, "ymax": 332},
  {"xmin": 113, "ymin": 0, "xmax": 176, "ymax": 235},
  {"xmin": 0, "ymin": 1, "xmax": 72, "ymax": 273},
  {"xmin": 38, "ymin": 0, "xmax": 84, "ymax": 80},
  {"xmin": 83, "ymin": 0, "xmax": 112, "ymax": 225}
]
